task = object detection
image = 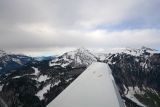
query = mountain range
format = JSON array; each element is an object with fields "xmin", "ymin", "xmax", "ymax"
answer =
[{"xmin": 0, "ymin": 47, "xmax": 160, "ymax": 107}]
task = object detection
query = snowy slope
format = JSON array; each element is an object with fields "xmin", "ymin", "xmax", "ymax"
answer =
[
  {"xmin": 47, "ymin": 62, "xmax": 124, "ymax": 107},
  {"xmin": 49, "ymin": 48, "xmax": 97, "ymax": 68},
  {"xmin": 105, "ymin": 46, "xmax": 158, "ymax": 56},
  {"xmin": 123, "ymin": 86, "xmax": 146, "ymax": 107}
]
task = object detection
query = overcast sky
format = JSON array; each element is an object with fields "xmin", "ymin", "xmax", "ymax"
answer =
[{"xmin": 0, "ymin": 0, "xmax": 160, "ymax": 56}]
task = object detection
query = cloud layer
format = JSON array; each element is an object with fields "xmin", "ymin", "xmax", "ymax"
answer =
[{"xmin": 0, "ymin": 0, "xmax": 160, "ymax": 55}]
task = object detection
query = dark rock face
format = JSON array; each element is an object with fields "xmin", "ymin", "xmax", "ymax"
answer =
[
  {"xmin": 106, "ymin": 53, "xmax": 160, "ymax": 107},
  {"xmin": 108, "ymin": 53, "xmax": 160, "ymax": 90}
]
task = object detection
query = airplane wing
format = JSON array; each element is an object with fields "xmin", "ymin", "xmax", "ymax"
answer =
[{"xmin": 47, "ymin": 62, "xmax": 125, "ymax": 107}]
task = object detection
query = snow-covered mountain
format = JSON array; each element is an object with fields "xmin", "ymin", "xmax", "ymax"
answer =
[
  {"xmin": 102, "ymin": 47, "xmax": 160, "ymax": 107},
  {"xmin": 119, "ymin": 46, "xmax": 157, "ymax": 56},
  {"xmin": 0, "ymin": 47, "xmax": 160, "ymax": 107},
  {"xmin": 97, "ymin": 46, "xmax": 158, "ymax": 60},
  {"xmin": 49, "ymin": 48, "xmax": 98, "ymax": 68},
  {"xmin": 0, "ymin": 50, "xmax": 34, "ymax": 74},
  {"xmin": 46, "ymin": 47, "xmax": 160, "ymax": 107}
]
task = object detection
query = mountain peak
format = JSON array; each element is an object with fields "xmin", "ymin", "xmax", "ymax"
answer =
[
  {"xmin": 105, "ymin": 46, "xmax": 158, "ymax": 57},
  {"xmin": 76, "ymin": 47, "xmax": 89, "ymax": 52},
  {"xmin": 0, "ymin": 50, "xmax": 6, "ymax": 53},
  {"xmin": 0, "ymin": 50, "xmax": 7, "ymax": 57},
  {"xmin": 141, "ymin": 46, "xmax": 157, "ymax": 51},
  {"xmin": 50, "ymin": 47, "xmax": 97, "ymax": 68}
]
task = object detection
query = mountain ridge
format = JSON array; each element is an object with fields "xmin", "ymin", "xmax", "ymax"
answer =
[{"xmin": 0, "ymin": 46, "xmax": 160, "ymax": 107}]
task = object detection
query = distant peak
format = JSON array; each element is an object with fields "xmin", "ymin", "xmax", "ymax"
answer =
[
  {"xmin": 124, "ymin": 46, "xmax": 157, "ymax": 52},
  {"xmin": 0, "ymin": 50, "xmax": 5, "ymax": 53},
  {"xmin": 141, "ymin": 46, "xmax": 157, "ymax": 51},
  {"xmin": 0, "ymin": 50, "xmax": 6, "ymax": 56},
  {"xmin": 77, "ymin": 47, "xmax": 88, "ymax": 51},
  {"xmin": 75, "ymin": 47, "xmax": 91, "ymax": 53}
]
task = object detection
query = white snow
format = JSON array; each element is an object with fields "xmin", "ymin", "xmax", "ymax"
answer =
[
  {"xmin": 31, "ymin": 68, "xmax": 50, "ymax": 82},
  {"xmin": 140, "ymin": 62, "xmax": 148, "ymax": 69},
  {"xmin": 12, "ymin": 70, "xmax": 42, "ymax": 80},
  {"xmin": 32, "ymin": 67, "xmax": 40, "ymax": 75},
  {"xmin": 108, "ymin": 48, "xmax": 143, "ymax": 56},
  {"xmin": 13, "ymin": 76, "xmax": 22, "ymax": 79},
  {"xmin": 47, "ymin": 62, "xmax": 124, "ymax": 107},
  {"xmin": 49, "ymin": 48, "xmax": 97, "ymax": 68},
  {"xmin": 37, "ymin": 75, "xmax": 49, "ymax": 82},
  {"xmin": 65, "ymin": 78, "xmax": 73, "ymax": 82},
  {"xmin": 49, "ymin": 62, "xmax": 70, "ymax": 68},
  {"xmin": 49, "ymin": 62, "xmax": 61, "ymax": 67},
  {"xmin": 112, "ymin": 62, "xmax": 116, "ymax": 64},
  {"xmin": 94, "ymin": 53, "xmax": 108, "ymax": 61},
  {"xmin": 36, "ymin": 80, "xmax": 61, "ymax": 100},
  {"xmin": 100, "ymin": 47, "xmax": 158, "ymax": 57},
  {"xmin": 61, "ymin": 63, "xmax": 70, "ymax": 67},
  {"xmin": 12, "ymin": 58, "xmax": 22, "ymax": 65},
  {"xmin": 0, "ymin": 84, "xmax": 4, "ymax": 91},
  {"xmin": 36, "ymin": 84, "xmax": 51, "ymax": 100},
  {"xmin": 124, "ymin": 86, "xmax": 146, "ymax": 107},
  {"xmin": 135, "ymin": 58, "xmax": 139, "ymax": 62},
  {"xmin": 53, "ymin": 80, "xmax": 61, "ymax": 87}
]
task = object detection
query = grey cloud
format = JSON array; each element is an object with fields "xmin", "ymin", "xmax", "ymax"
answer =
[{"xmin": 0, "ymin": 0, "xmax": 160, "ymax": 55}]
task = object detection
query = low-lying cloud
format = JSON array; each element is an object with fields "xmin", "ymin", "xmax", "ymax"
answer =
[{"xmin": 0, "ymin": 0, "xmax": 160, "ymax": 56}]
